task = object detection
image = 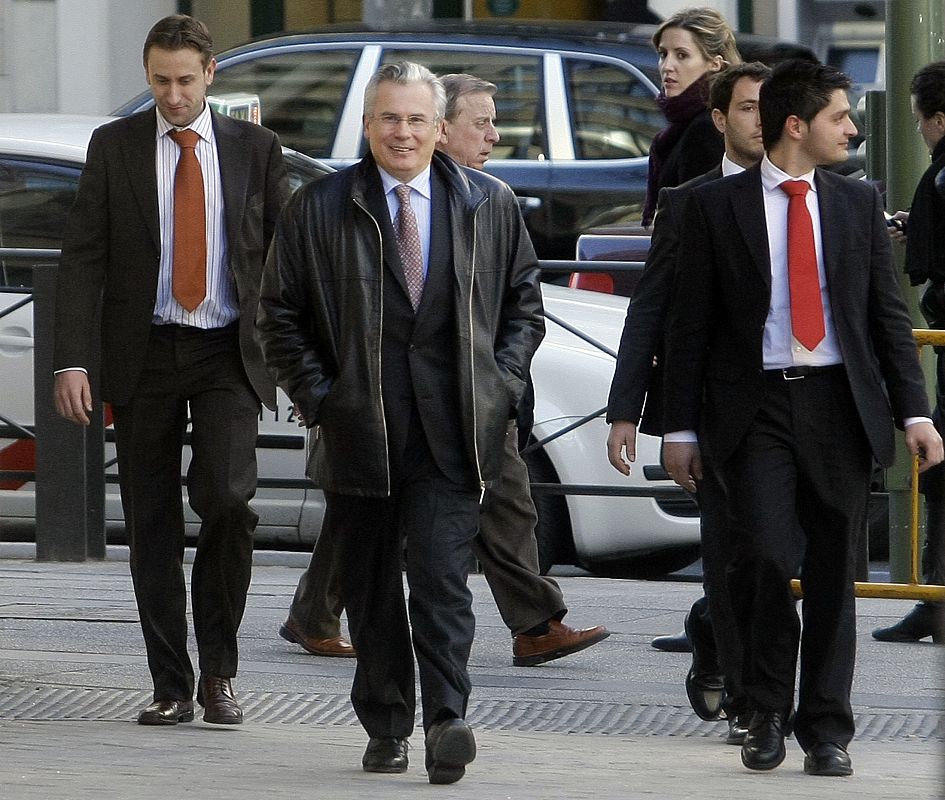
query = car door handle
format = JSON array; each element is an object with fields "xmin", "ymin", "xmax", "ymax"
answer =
[{"xmin": 0, "ymin": 326, "xmax": 34, "ymax": 354}]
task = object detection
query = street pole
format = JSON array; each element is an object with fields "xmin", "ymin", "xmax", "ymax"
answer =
[{"xmin": 884, "ymin": 0, "xmax": 945, "ymax": 582}]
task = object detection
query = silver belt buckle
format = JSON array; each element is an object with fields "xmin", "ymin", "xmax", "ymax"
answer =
[{"xmin": 782, "ymin": 368, "xmax": 804, "ymax": 381}]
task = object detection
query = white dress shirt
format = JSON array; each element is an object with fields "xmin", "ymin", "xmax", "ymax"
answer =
[{"xmin": 154, "ymin": 102, "xmax": 235, "ymax": 328}]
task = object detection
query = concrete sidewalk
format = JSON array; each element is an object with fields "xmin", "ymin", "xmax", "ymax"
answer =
[{"xmin": 0, "ymin": 549, "xmax": 942, "ymax": 799}]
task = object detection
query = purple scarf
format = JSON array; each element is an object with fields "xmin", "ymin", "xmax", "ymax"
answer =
[{"xmin": 642, "ymin": 75, "xmax": 711, "ymax": 226}]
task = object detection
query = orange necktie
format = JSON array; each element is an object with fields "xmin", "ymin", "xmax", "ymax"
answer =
[
  {"xmin": 780, "ymin": 180, "xmax": 825, "ymax": 351},
  {"xmin": 168, "ymin": 128, "xmax": 207, "ymax": 312}
]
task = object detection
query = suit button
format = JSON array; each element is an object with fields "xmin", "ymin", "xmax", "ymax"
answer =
[{"xmin": 408, "ymin": 344, "xmax": 416, "ymax": 351}]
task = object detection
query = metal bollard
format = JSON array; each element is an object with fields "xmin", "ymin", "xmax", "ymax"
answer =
[{"xmin": 31, "ymin": 263, "xmax": 105, "ymax": 561}]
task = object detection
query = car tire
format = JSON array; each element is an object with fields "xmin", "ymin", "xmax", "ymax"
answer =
[
  {"xmin": 583, "ymin": 544, "xmax": 702, "ymax": 580},
  {"xmin": 522, "ymin": 445, "xmax": 575, "ymax": 575}
]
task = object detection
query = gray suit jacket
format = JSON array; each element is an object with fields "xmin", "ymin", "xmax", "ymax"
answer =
[{"xmin": 54, "ymin": 108, "xmax": 290, "ymax": 409}]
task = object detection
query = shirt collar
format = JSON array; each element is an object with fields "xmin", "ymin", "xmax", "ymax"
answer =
[
  {"xmin": 377, "ymin": 165, "xmax": 432, "ymax": 200},
  {"xmin": 155, "ymin": 101, "xmax": 214, "ymax": 142},
  {"xmin": 721, "ymin": 154, "xmax": 747, "ymax": 177},
  {"xmin": 761, "ymin": 154, "xmax": 817, "ymax": 194}
]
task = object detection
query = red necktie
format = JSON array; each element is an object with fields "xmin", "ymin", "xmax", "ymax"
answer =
[
  {"xmin": 780, "ymin": 180, "xmax": 825, "ymax": 351},
  {"xmin": 394, "ymin": 184, "xmax": 424, "ymax": 310},
  {"xmin": 168, "ymin": 128, "xmax": 207, "ymax": 312}
]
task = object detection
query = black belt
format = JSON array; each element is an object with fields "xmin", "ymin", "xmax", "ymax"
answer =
[{"xmin": 764, "ymin": 364, "xmax": 844, "ymax": 381}]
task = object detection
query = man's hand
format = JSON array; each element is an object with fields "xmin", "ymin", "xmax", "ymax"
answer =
[
  {"xmin": 662, "ymin": 441, "xmax": 702, "ymax": 493},
  {"xmin": 905, "ymin": 421, "xmax": 944, "ymax": 472},
  {"xmin": 887, "ymin": 210, "xmax": 909, "ymax": 245},
  {"xmin": 54, "ymin": 370, "xmax": 92, "ymax": 426},
  {"xmin": 607, "ymin": 420, "xmax": 638, "ymax": 476}
]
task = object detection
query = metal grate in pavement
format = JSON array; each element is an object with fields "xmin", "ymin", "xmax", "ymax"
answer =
[{"xmin": 0, "ymin": 684, "xmax": 941, "ymax": 741}]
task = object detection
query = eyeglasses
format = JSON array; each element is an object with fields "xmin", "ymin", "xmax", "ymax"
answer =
[{"xmin": 373, "ymin": 113, "xmax": 437, "ymax": 132}]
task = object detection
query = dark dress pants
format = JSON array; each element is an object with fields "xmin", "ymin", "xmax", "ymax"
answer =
[
  {"xmin": 693, "ymin": 462, "xmax": 747, "ymax": 715},
  {"xmin": 476, "ymin": 421, "xmax": 566, "ymax": 634},
  {"xmin": 332, "ymin": 437, "xmax": 480, "ymax": 739},
  {"xmin": 720, "ymin": 368, "xmax": 871, "ymax": 751},
  {"xmin": 112, "ymin": 323, "xmax": 259, "ymax": 701},
  {"xmin": 287, "ymin": 505, "xmax": 344, "ymax": 639}
]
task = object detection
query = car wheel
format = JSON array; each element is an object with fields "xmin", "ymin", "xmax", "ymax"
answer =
[
  {"xmin": 583, "ymin": 544, "xmax": 702, "ymax": 580},
  {"xmin": 522, "ymin": 445, "xmax": 575, "ymax": 575}
]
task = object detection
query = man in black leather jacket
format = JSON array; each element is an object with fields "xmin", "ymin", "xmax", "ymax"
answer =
[{"xmin": 257, "ymin": 62, "xmax": 544, "ymax": 785}]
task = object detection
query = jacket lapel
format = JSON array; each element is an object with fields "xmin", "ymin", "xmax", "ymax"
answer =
[
  {"xmin": 212, "ymin": 111, "xmax": 250, "ymax": 257},
  {"xmin": 730, "ymin": 165, "xmax": 772, "ymax": 290},
  {"xmin": 814, "ymin": 169, "xmax": 844, "ymax": 291},
  {"xmin": 120, "ymin": 110, "xmax": 160, "ymax": 250}
]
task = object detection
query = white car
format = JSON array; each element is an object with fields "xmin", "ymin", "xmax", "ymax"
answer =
[{"xmin": 0, "ymin": 113, "xmax": 699, "ymax": 577}]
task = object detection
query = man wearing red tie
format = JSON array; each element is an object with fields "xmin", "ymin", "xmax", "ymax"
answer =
[
  {"xmin": 661, "ymin": 60, "xmax": 942, "ymax": 777},
  {"xmin": 53, "ymin": 15, "xmax": 289, "ymax": 727}
]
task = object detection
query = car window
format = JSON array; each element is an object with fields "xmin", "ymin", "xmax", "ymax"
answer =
[
  {"xmin": 0, "ymin": 158, "xmax": 80, "ymax": 289},
  {"xmin": 564, "ymin": 58, "xmax": 663, "ymax": 160},
  {"xmin": 212, "ymin": 49, "xmax": 361, "ymax": 157},
  {"xmin": 382, "ymin": 48, "xmax": 546, "ymax": 161}
]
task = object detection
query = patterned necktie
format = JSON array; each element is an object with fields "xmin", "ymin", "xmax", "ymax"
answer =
[
  {"xmin": 168, "ymin": 128, "xmax": 207, "ymax": 312},
  {"xmin": 780, "ymin": 180, "xmax": 825, "ymax": 351},
  {"xmin": 394, "ymin": 184, "xmax": 424, "ymax": 310}
]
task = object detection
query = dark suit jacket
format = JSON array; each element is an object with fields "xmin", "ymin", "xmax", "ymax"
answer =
[
  {"xmin": 362, "ymin": 167, "xmax": 472, "ymax": 486},
  {"xmin": 54, "ymin": 108, "xmax": 290, "ymax": 409},
  {"xmin": 607, "ymin": 166, "xmax": 722, "ymax": 435},
  {"xmin": 663, "ymin": 163, "xmax": 930, "ymax": 467}
]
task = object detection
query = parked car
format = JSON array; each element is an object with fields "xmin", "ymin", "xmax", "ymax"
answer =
[
  {"xmin": 0, "ymin": 112, "xmax": 703, "ymax": 577},
  {"xmin": 115, "ymin": 20, "xmax": 813, "ymax": 261}
]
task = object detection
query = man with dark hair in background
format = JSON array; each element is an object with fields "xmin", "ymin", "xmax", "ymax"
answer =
[{"xmin": 874, "ymin": 60, "xmax": 945, "ymax": 645}]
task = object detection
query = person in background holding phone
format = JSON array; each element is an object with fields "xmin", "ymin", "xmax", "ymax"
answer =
[{"xmin": 874, "ymin": 60, "xmax": 945, "ymax": 645}]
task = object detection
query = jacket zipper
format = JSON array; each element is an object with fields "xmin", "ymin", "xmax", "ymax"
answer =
[
  {"xmin": 468, "ymin": 195, "xmax": 488, "ymax": 503},
  {"xmin": 353, "ymin": 196, "xmax": 391, "ymax": 497}
]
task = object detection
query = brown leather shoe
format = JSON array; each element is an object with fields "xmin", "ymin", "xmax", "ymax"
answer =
[
  {"xmin": 512, "ymin": 619, "xmax": 610, "ymax": 666},
  {"xmin": 137, "ymin": 699, "xmax": 194, "ymax": 725},
  {"xmin": 196, "ymin": 675, "xmax": 243, "ymax": 725},
  {"xmin": 279, "ymin": 619, "xmax": 356, "ymax": 657}
]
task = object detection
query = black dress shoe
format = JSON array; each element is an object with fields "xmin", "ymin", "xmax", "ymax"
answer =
[
  {"xmin": 362, "ymin": 737, "xmax": 409, "ymax": 773},
  {"xmin": 804, "ymin": 742, "xmax": 853, "ymax": 776},
  {"xmin": 725, "ymin": 711, "xmax": 750, "ymax": 745},
  {"xmin": 872, "ymin": 603, "xmax": 945, "ymax": 643},
  {"xmin": 683, "ymin": 610, "xmax": 725, "ymax": 720},
  {"xmin": 196, "ymin": 675, "xmax": 243, "ymax": 724},
  {"xmin": 741, "ymin": 710, "xmax": 787, "ymax": 771},
  {"xmin": 425, "ymin": 718, "xmax": 476, "ymax": 785},
  {"xmin": 137, "ymin": 699, "xmax": 194, "ymax": 726},
  {"xmin": 650, "ymin": 630, "xmax": 691, "ymax": 653}
]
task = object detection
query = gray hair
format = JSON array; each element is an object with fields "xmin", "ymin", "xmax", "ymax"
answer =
[
  {"xmin": 363, "ymin": 61, "xmax": 446, "ymax": 121},
  {"xmin": 440, "ymin": 73, "xmax": 498, "ymax": 121}
]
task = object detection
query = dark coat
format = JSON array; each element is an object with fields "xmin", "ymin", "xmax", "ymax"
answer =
[
  {"xmin": 256, "ymin": 151, "xmax": 545, "ymax": 496},
  {"xmin": 53, "ymin": 108, "xmax": 290, "ymax": 409},
  {"xmin": 607, "ymin": 165, "xmax": 722, "ymax": 434}
]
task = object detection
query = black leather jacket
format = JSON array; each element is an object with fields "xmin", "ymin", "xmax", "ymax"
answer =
[{"xmin": 257, "ymin": 152, "xmax": 545, "ymax": 496}]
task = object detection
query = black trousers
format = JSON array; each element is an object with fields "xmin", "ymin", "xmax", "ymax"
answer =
[
  {"xmin": 720, "ymin": 368, "xmax": 871, "ymax": 751},
  {"xmin": 692, "ymin": 462, "xmax": 747, "ymax": 714},
  {"xmin": 332, "ymin": 434, "xmax": 480, "ymax": 738},
  {"xmin": 112, "ymin": 323, "xmax": 259, "ymax": 701}
]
